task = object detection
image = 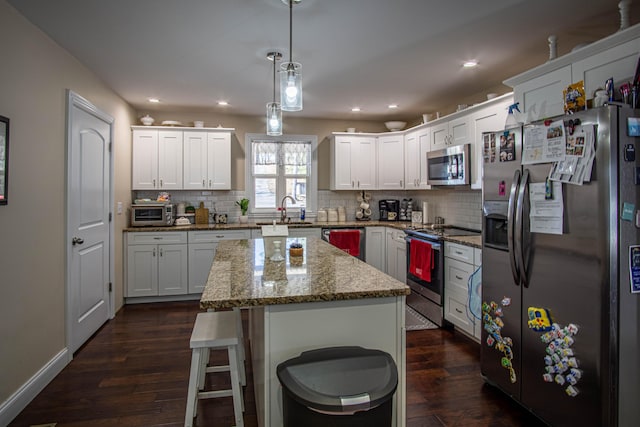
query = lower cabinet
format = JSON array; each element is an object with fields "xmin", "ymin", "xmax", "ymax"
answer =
[
  {"xmin": 386, "ymin": 228, "xmax": 407, "ymax": 284},
  {"xmin": 444, "ymin": 242, "xmax": 482, "ymax": 341},
  {"xmin": 126, "ymin": 232, "xmax": 188, "ymax": 297},
  {"xmin": 365, "ymin": 227, "xmax": 387, "ymax": 273},
  {"xmin": 188, "ymin": 230, "xmax": 251, "ymax": 294}
]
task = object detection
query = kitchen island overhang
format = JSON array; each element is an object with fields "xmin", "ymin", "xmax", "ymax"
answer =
[{"xmin": 200, "ymin": 236, "xmax": 409, "ymax": 427}]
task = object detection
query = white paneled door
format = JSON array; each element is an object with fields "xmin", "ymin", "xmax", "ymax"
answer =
[{"xmin": 67, "ymin": 91, "xmax": 113, "ymax": 353}]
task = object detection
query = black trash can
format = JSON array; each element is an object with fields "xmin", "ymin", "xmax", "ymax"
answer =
[{"xmin": 276, "ymin": 346, "xmax": 398, "ymax": 427}]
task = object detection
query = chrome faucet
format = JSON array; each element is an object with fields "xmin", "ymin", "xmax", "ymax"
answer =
[{"xmin": 280, "ymin": 195, "xmax": 296, "ymax": 223}]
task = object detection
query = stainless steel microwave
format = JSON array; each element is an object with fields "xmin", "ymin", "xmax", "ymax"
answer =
[
  {"xmin": 131, "ymin": 203, "xmax": 174, "ymax": 226},
  {"xmin": 427, "ymin": 144, "xmax": 470, "ymax": 186}
]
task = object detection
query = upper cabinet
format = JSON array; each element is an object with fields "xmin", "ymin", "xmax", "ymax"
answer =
[
  {"xmin": 330, "ymin": 134, "xmax": 377, "ymax": 190},
  {"xmin": 404, "ymin": 127, "xmax": 430, "ymax": 189},
  {"xmin": 377, "ymin": 134, "xmax": 405, "ymax": 190},
  {"xmin": 183, "ymin": 131, "xmax": 231, "ymax": 190},
  {"xmin": 132, "ymin": 129, "xmax": 183, "ymax": 190},
  {"xmin": 430, "ymin": 115, "xmax": 470, "ymax": 152},
  {"xmin": 132, "ymin": 126, "xmax": 233, "ymax": 191},
  {"xmin": 505, "ymin": 25, "xmax": 640, "ymax": 121},
  {"xmin": 469, "ymin": 96, "xmax": 513, "ymax": 189}
]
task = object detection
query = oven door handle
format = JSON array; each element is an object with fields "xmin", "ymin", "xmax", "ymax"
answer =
[{"xmin": 405, "ymin": 236, "xmax": 442, "ymax": 250}]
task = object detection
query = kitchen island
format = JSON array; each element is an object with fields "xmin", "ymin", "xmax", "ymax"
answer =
[{"xmin": 201, "ymin": 236, "xmax": 410, "ymax": 427}]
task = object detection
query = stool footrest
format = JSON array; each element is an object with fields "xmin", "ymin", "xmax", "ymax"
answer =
[
  {"xmin": 198, "ymin": 389, "xmax": 233, "ymax": 400},
  {"xmin": 206, "ymin": 364, "xmax": 230, "ymax": 373}
]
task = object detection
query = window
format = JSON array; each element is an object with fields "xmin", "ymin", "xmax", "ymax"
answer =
[{"xmin": 245, "ymin": 133, "xmax": 317, "ymax": 218}]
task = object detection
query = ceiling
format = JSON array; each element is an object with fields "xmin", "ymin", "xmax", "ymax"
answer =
[{"xmin": 8, "ymin": 0, "xmax": 640, "ymax": 121}]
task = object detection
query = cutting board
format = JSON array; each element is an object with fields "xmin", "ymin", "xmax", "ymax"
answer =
[{"xmin": 195, "ymin": 202, "xmax": 209, "ymax": 225}]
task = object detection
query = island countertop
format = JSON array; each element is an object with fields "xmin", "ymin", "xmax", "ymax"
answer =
[{"xmin": 200, "ymin": 236, "xmax": 410, "ymax": 310}]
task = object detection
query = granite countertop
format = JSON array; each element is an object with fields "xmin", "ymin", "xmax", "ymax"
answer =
[
  {"xmin": 200, "ymin": 236, "xmax": 410, "ymax": 310},
  {"xmin": 123, "ymin": 219, "xmax": 413, "ymax": 233},
  {"xmin": 124, "ymin": 220, "xmax": 482, "ymax": 248}
]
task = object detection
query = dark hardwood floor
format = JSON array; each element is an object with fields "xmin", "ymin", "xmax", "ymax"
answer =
[{"xmin": 10, "ymin": 301, "xmax": 545, "ymax": 427}]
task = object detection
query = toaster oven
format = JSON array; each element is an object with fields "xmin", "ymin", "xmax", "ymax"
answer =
[{"xmin": 131, "ymin": 203, "xmax": 174, "ymax": 226}]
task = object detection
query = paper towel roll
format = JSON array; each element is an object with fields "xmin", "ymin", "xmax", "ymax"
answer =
[{"xmin": 422, "ymin": 202, "xmax": 430, "ymax": 224}]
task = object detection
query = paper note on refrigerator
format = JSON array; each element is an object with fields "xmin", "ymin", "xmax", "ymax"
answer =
[
  {"xmin": 529, "ymin": 181, "xmax": 563, "ymax": 234},
  {"xmin": 522, "ymin": 120, "xmax": 567, "ymax": 165}
]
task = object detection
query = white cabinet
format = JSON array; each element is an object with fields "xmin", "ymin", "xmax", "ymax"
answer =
[
  {"xmin": 188, "ymin": 230, "xmax": 250, "ymax": 294},
  {"xmin": 132, "ymin": 129, "xmax": 183, "ymax": 190},
  {"xmin": 444, "ymin": 241, "xmax": 481, "ymax": 341},
  {"xmin": 572, "ymin": 37, "xmax": 640, "ymax": 103},
  {"xmin": 365, "ymin": 227, "xmax": 387, "ymax": 273},
  {"xmin": 469, "ymin": 95, "xmax": 513, "ymax": 189},
  {"xmin": 505, "ymin": 26, "xmax": 640, "ymax": 122},
  {"xmin": 183, "ymin": 131, "xmax": 231, "ymax": 190},
  {"xmin": 377, "ymin": 134, "xmax": 405, "ymax": 189},
  {"xmin": 133, "ymin": 126, "xmax": 232, "ymax": 190},
  {"xmin": 126, "ymin": 232, "xmax": 188, "ymax": 297},
  {"xmin": 404, "ymin": 127, "xmax": 431, "ymax": 189},
  {"xmin": 430, "ymin": 116, "xmax": 470, "ymax": 152},
  {"xmin": 386, "ymin": 228, "xmax": 406, "ymax": 284},
  {"xmin": 330, "ymin": 134, "xmax": 377, "ymax": 190},
  {"xmin": 509, "ymin": 65, "xmax": 572, "ymax": 122}
]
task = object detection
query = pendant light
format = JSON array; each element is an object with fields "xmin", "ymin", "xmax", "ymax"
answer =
[
  {"xmin": 267, "ymin": 52, "xmax": 283, "ymax": 136},
  {"xmin": 280, "ymin": 0, "xmax": 303, "ymax": 111}
]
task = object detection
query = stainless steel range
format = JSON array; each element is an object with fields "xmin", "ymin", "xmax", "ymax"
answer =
[{"xmin": 405, "ymin": 226, "xmax": 480, "ymax": 326}]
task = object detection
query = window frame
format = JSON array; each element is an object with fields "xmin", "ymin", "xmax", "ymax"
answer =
[{"xmin": 245, "ymin": 133, "xmax": 317, "ymax": 220}]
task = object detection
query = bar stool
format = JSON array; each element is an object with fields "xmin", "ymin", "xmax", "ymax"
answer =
[{"xmin": 185, "ymin": 311, "xmax": 245, "ymax": 427}]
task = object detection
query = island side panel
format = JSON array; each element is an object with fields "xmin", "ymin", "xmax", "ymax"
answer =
[
  {"xmin": 249, "ymin": 306, "xmax": 267, "ymax": 427},
  {"xmin": 254, "ymin": 296, "xmax": 406, "ymax": 427}
]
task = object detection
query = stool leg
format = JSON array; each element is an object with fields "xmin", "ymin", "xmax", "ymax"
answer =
[
  {"xmin": 233, "ymin": 307, "xmax": 247, "ymax": 386},
  {"xmin": 228, "ymin": 346, "xmax": 245, "ymax": 426},
  {"xmin": 185, "ymin": 348, "xmax": 202, "ymax": 427},
  {"xmin": 197, "ymin": 347, "xmax": 210, "ymax": 390}
]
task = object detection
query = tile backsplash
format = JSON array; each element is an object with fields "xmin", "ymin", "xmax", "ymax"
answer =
[{"xmin": 134, "ymin": 189, "xmax": 482, "ymax": 230}]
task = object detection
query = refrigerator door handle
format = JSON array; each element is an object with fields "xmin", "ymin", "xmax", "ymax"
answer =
[
  {"xmin": 515, "ymin": 168, "xmax": 530, "ymax": 287},
  {"xmin": 507, "ymin": 169, "xmax": 521, "ymax": 286}
]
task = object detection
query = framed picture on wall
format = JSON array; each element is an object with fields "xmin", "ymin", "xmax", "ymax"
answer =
[{"xmin": 0, "ymin": 115, "xmax": 9, "ymax": 205}]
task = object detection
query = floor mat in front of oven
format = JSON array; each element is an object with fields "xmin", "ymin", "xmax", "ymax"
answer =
[{"xmin": 405, "ymin": 305, "xmax": 439, "ymax": 331}]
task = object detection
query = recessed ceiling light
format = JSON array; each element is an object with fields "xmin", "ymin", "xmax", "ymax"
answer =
[
  {"xmin": 218, "ymin": 101, "xmax": 229, "ymax": 106},
  {"xmin": 388, "ymin": 104, "xmax": 398, "ymax": 109},
  {"xmin": 463, "ymin": 60, "xmax": 478, "ymax": 68},
  {"xmin": 148, "ymin": 98, "xmax": 160, "ymax": 103},
  {"xmin": 351, "ymin": 107, "xmax": 361, "ymax": 112}
]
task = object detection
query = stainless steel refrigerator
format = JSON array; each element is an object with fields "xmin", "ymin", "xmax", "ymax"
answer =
[{"xmin": 480, "ymin": 106, "xmax": 640, "ymax": 426}]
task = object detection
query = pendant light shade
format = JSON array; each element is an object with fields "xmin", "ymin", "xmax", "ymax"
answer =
[
  {"xmin": 266, "ymin": 101, "xmax": 282, "ymax": 135},
  {"xmin": 281, "ymin": 0, "xmax": 303, "ymax": 111},
  {"xmin": 267, "ymin": 52, "xmax": 283, "ymax": 136},
  {"xmin": 280, "ymin": 62, "xmax": 302, "ymax": 111}
]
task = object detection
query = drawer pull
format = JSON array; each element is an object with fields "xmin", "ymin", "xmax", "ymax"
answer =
[
  {"xmin": 153, "ymin": 237, "xmax": 162, "ymax": 240},
  {"xmin": 455, "ymin": 250, "xmax": 464, "ymax": 255},
  {"xmin": 455, "ymin": 275, "xmax": 463, "ymax": 280},
  {"xmin": 455, "ymin": 308, "xmax": 463, "ymax": 314}
]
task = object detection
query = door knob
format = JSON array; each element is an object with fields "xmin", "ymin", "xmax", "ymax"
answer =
[{"xmin": 72, "ymin": 237, "xmax": 84, "ymax": 246}]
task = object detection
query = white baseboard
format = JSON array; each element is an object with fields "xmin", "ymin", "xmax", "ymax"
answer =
[{"xmin": 0, "ymin": 348, "xmax": 71, "ymax": 426}]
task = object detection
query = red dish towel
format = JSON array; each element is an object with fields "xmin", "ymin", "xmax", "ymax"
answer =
[
  {"xmin": 329, "ymin": 230, "xmax": 360, "ymax": 257},
  {"xmin": 410, "ymin": 239, "xmax": 433, "ymax": 282}
]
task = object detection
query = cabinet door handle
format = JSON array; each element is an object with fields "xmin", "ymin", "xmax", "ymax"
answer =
[
  {"xmin": 209, "ymin": 180, "xmax": 212, "ymax": 187},
  {"xmin": 159, "ymin": 248, "xmax": 163, "ymax": 257},
  {"xmin": 160, "ymin": 179, "xmax": 163, "ymax": 187},
  {"xmin": 400, "ymin": 180, "xmax": 403, "ymax": 187},
  {"xmin": 153, "ymin": 179, "xmax": 156, "ymax": 188},
  {"xmin": 455, "ymin": 308, "xmax": 463, "ymax": 314},
  {"xmin": 153, "ymin": 248, "xmax": 156, "ymax": 257},
  {"xmin": 352, "ymin": 181, "xmax": 355, "ymax": 188},
  {"xmin": 455, "ymin": 275, "xmax": 464, "ymax": 280},
  {"xmin": 71, "ymin": 237, "xmax": 84, "ymax": 246},
  {"xmin": 203, "ymin": 179, "xmax": 206, "ymax": 187},
  {"xmin": 357, "ymin": 180, "xmax": 360, "ymax": 188}
]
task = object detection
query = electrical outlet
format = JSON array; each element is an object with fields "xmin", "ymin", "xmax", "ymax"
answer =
[{"xmin": 117, "ymin": 201, "xmax": 123, "ymax": 214}]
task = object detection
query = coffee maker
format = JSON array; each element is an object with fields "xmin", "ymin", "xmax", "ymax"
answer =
[{"xmin": 379, "ymin": 199, "xmax": 399, "ymax": 221}]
